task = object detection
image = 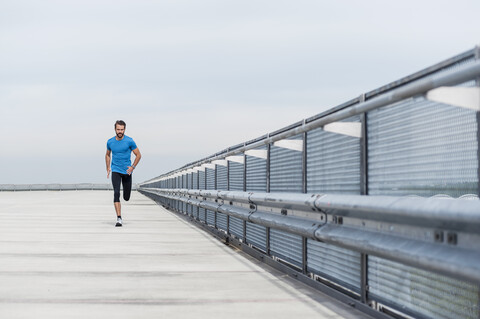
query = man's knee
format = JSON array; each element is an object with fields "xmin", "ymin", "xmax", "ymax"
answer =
[
  {"xmin": 114, "ymin": 190, "xmax": 121, "ymax": 202},
  {"xmin": 123, "ymin": 193, "xmax": 131, "ymax": 201}
]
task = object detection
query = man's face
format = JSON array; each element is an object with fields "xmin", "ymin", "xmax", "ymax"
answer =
[{"xmin": 115, "ymin": 125, "xmax": 125, "ymax": 139}]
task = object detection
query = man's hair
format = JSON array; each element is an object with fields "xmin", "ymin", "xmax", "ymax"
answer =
[{"xmin": 115, "ymin": 120, "xmax": 126, "ymax": 129}]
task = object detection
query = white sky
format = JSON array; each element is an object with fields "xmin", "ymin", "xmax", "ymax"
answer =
[{"xmin": 1, "ymin": 0, "xmax": 479, "ymax": 184}]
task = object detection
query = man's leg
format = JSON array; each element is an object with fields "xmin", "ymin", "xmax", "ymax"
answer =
[
  {"xmin": 114, "ymin": 202, "xmax": 121, "ymax": 217},
  {"xmin": 112, "ymin": 172, "xmax": 122, "ymax": 218},
  {"xmin": 122, "ymin": 174, "xmax": 132, "ymax": 201}
]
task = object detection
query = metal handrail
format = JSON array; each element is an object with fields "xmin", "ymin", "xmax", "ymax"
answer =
[
  {"xmin": 145, "ymin": 188, "xmax": 480, "ymax": 231},
  {"xmin": 140, "ymin": 187, "xmax": 480, "ymax": 285}
]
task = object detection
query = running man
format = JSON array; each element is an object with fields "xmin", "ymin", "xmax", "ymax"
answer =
[{"xmin": 105, "ymin": 120, "xmax": 141, "ymax": 227}]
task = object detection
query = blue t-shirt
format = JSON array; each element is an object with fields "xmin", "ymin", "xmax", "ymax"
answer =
[{"xmin": 107, "ymin": 135, "xmax": 138, "ymax": 174}]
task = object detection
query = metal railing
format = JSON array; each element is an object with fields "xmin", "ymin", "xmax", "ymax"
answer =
[{"xmin": 139, "ymin": 46, "xmax": 480, "ymax": 319}]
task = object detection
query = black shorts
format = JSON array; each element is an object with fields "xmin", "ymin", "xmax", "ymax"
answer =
[{"xmin": 111, "ymin": 172, "xmax": 132, "ymax": 202}]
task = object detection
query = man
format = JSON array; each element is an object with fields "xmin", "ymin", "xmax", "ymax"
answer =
[{"xmin": 105, "ymin": 120, "xmax": 141, "ymax": 227}]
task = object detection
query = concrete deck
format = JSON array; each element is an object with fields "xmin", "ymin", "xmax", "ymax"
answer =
[{"xmin": 0, "ymin": 190, "xmax": 371, "ymax": 319}]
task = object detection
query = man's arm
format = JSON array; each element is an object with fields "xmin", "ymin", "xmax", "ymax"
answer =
[
  {"xmin": 105, "ymin": 149, "xmax": 112, "ymax": 178},
  {"xmin": 127, "ymin": 148, "xmax": 141, "ymax": 175}
]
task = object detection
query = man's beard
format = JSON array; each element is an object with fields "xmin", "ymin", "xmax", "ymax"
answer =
[{"xmin": 116, "ymin": 133, "xmax": 124, "ymax": 138}]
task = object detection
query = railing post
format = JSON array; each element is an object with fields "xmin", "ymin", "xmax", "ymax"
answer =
[
  {"xmin": 360, "ymin": 94, "xmax": 368, "ymax": 196},
  {"xmin": 302, "ymin": 128, "xmax": 308, "ymax": 274},
  {"xmin": 266, "ymin": 143, "xmax": 271, "ymax": 193},
  {"xmin": 214, "ymin": 164, "xmax": 217, "ymax": 190},
  {"xmin": 302, "ymin": 237, "xmax": 308, "ymax": 274},
  {"xmin": 227, "ymin": 157, "xmax": 230, "ymax": 191},
  {"xmin": 204, "ymin": 168, "xmax": 207, "ymax": 223},
  {"xmin": 243, "ymin": 152, "xmax": 247, "ymax": 243},
  {"xmin": 227, "ymin": 159, "xmax": 230, "ymax": 235},
  {"xmin": 266, "ymin": 142, "xmax": 271, "ymax": 254},
  {"xmin": 359, "ymin": 93, "xmax": 369, "ymax": 305},
  {"xmin": 243, "ymin": 220, "xmax": 247, "ymax": 243},
  {"xmin": 302, "ymin": 125, "xmax": 307, "ymax": 194},
  {"xmin": 214, "ymin": 164, "xmax": 217, "ymax": 228},
  {"xmin": 243, "ymin": 152, "xmax": 247, "ymax": 192},
  {"xmin": 361, "ymin": 254, "xmax": 368, "ymax": 304},
  {"xmin": 196, "ymin": 172, "xmax": 200, "ymax": 220},
  {"xmin": 475, "ymin": 46, "xmax": 480, "ymax": 198},
  {"xmin": 266, "ymin": 227, "xmax": 271, "ymax": 256}
]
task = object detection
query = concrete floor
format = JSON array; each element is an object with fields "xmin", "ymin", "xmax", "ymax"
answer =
[{"xmin": 0, "ymin": 190, "xmax": 372, "ymax": 319}]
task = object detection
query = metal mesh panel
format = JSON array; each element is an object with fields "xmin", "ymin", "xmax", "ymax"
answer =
[
  {"xmin": 368, "ymin": 256, "xmax": 479, "ymax": 319},
  {"xmin": 270, "ymin": 135, "xmax": 303, "ymax": 193},
  {"xmin": 198, "ymin": 208, "xmax": 206, "ymax": 222},
  {"xmin": 198, "ymin": 170, "xmax": 206, "ymax": 190},
  {"xmin": 307, "ymin": 116, "xmax": 361, "ymax": 194},
  {"xmin": 246, "ymin": 147, "xmax": 267, "ymax": 192},
  {"xmin": 182, "ymin": 174, "xmax": 187, "ymax": 188},
  {"xmin": 307, "ymin": 240, "xmax": 361, "ymax": 293},
  {"xmin": 229, "ymin": 216, "xmax": 243, "ymax": 239},
  {"xmin": 430, "ymin": 56, "xmax": 477, "ymax": 81},
  {"xmin": 270, "ymin": 228, "xmax": 302, "ymax": 268},
  {"xmin": 186, "ymin": 173, "xmax": 190, "ymax": 189},
  {"xmin": 177, "ymin": 176, "xmax": 181, "ymax": 188},
  {"xmin": 206, "ymin": 168, "xmax": 215, "ymax": 190},
  {"xmin": 206, "ymin": 210, "xmax": 215, "ymax": 226},
  {"xmin": 216, "ymin": 165, "xmax": 228, "ymax": 190},
  {"xmin": 246, "ymin": 222, "xmax": 267, "ymax": 251},
  {"xmin": 229, "ymin": 161, "xmax": 244, "ymax": 191},
  {"xmin": 192, "ymin": 172, "xmax": 198, "ymax": 189},
  {"xmin": 193, "ymin": 206, "xmax": 198, "ymax": 218},
  {"xmin": 191, "ymin": 204, "xmax": 195, "ymax": 216},
  {"xmin": 216, "ymin": 212, "xmax": 228, "ymax": 231},
  {"xmin": 368, "ymin": 85, "xmax": 478, "ymax": 197},
  {"xmin": 180, "ymin": 201, "xmax": 185, "ymax": 213}
]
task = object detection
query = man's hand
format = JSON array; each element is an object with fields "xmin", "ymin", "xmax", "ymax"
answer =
[
  {"xmin": 127, "ymin": 166, "xmax": 134, "ymax": 175},
  {"xmin": 107, "ymin": 169, "xmax": 111, "ymax": 179}
]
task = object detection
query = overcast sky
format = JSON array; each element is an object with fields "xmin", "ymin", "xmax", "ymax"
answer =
[{"xmin": 1, "ymin": 0, "xmax": 479, "ymax": 184}]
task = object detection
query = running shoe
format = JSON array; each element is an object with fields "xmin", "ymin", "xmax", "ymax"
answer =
[{"xmin": 115, "ymin": 217, "xmax": 123, "ymax": 227}]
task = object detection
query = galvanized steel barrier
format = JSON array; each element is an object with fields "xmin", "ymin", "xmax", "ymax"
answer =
[{"xmin": 139, "ymin": 47, "xmax": 480, "ymax": 319}]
